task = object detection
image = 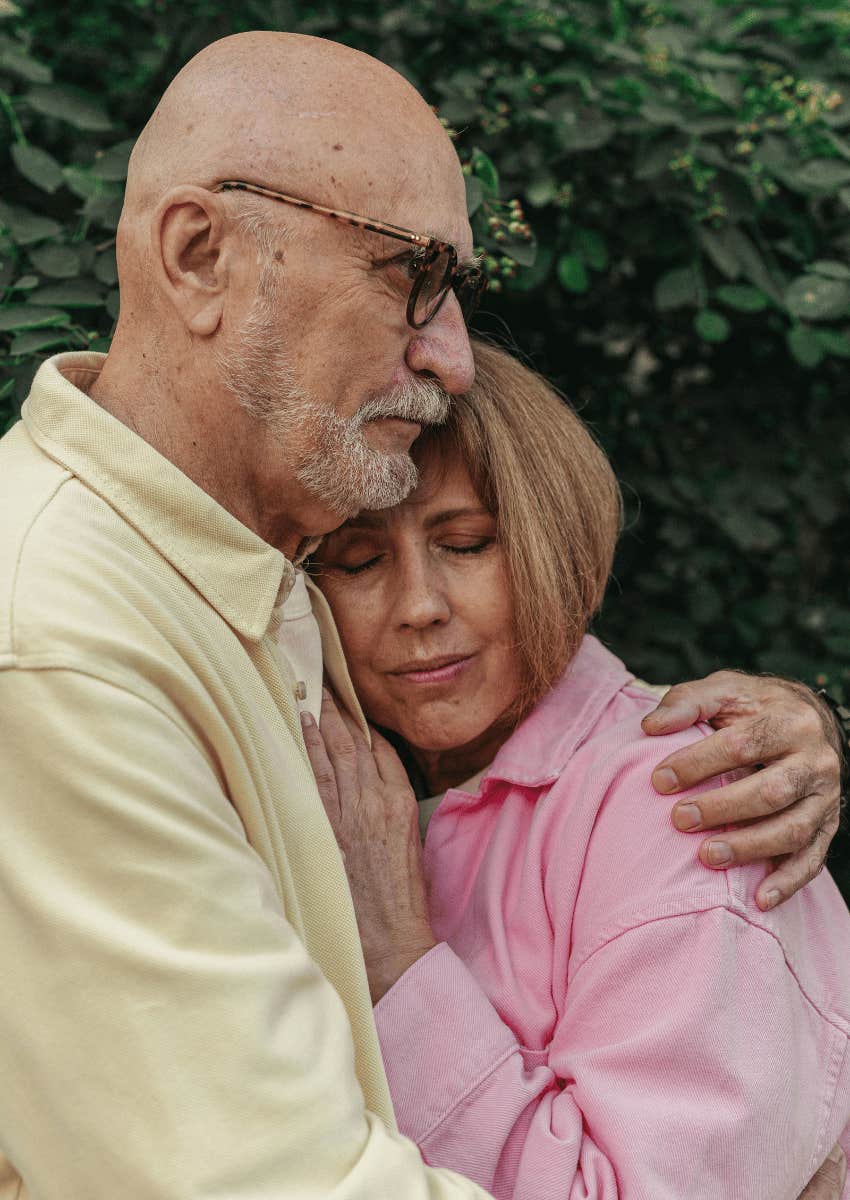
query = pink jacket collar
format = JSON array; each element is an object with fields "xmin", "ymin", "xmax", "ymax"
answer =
[{"xmin": 481, "ymin": 636, "xmax": 634, "ymax": 791}]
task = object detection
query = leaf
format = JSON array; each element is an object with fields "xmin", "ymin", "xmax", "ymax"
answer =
[
  {"xmin": 0, "ymin": 202, "xmax": 61, "ymax": 245},
  {"xmin": 525, "ymin": 175, "xmax": 556, "ymax": 208},
  {"xmin": 641, "ymin": 99, "xmax": 685, "ymax": 127},
  {"xmin": 816, "ymin": 329, "xmax": 850, "ymax": 359},
  {"xmin": 0, "ymin": 304, "xmax": 70, "ymax": 331},
  {"xmin": 93, "ymin": 248, "xmax": 118, "ymax": 286},
  {"xmin": 470, "ymin": 148, "xmax": 499, "ymax": 198},
  {"xmin": 654, "ymin": 266, "xmax": 700, "ymax": 311},
  {"xmin": 10, "ymin": 274, "xmax": 38, "ymax": 290},
  {"xmin": 557, "ymin": 253, "xmax": 589, "ymax": 293},
  {"xmin": 28, "ymin": 280, "xmax": 103, "ymax": 307},
  {"xmin": 555, "ymin": 111, "xmax": 615, "ymax": 152},
  {"xmin": 823, "ymin": 635, "xmax": 850, "ymax": 659},
  {"xmin": 811, "ymin": 260, "xmax": 850, "ymax": 281},
  {"xmin": 27, "ymin": 243, "xmax": 81, "ymax": 279},
  {"xmin": 690, "ymin": 50, "xmax": 747, "ymax": 69},
  {"xmin": 724, "ymin": 227, "xmax": 783, "ymax": 305},
  {"xmin": 91, "ymin": 138, "xmax": 135, "ymax": 183},
  {"xmin": 63, "ymin": 165, "xmax": 101, "ymax": 200},
  {"xmin": 506, "ymin": 244, "xmax": 554, "ymax": 294},
  {"xmin": 574, "ymin": 228, "xmax": 608, "ymax": 271},
  {"xmin": 694, "ymin": 309, "xmax": 730, "ymax": 342},
  {"xmin": 81, "ymin": 188, "xmax": 123, "ymax": 230},
  {"xmin": 0, "ymin": 44, "xmax": 52, "ymax": 84},
  {"xmin": 715, "ymin": 284, "xmax": 768, "ymax": 312},
  {"xmin": 634, "ymin": 134, "xmax": 685, "ymax": 181},
  {"xmin": 787, "ymin": 325, "xmax": 825, "ymax": 369},
  {"xmin": 9, "ymin": 328, "xmax": 75, "ymax": 356},
  {"xmin": 24, "ymin": 84, "xmax": 112, "ymax": 132},
  {"xmin": 698, "ymin": 226, "xmax": 740, "ymax": 280},
  {"xmin": 464, "ymin": 175, "xmax": 484, "ymax": 217},
  {"xmin": 785, "ymin": 275, "xmax": 850, "ymax": 321},
  {"xmin": 784, "ymin": 159, "xmax": 850, "ymax": 194},
  {"xmin": 503, "ymin": 236, "xmax": 537, "ymax": 269},
  {"xmin": 10, "ymin": 142, "xmax": 64, "ymax": 194},
  {"xmin": 717, "ymin": 510, "xmax": 783, "ymax": 553}
]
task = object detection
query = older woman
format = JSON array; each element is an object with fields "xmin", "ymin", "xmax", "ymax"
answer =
[{"xmin": 302, "ymin": 340, "xmax": 850, "ymax": 1200}]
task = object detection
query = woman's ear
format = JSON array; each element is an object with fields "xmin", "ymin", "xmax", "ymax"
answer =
[{"xmin": 152, "ymin": 185, "xmax": 231, "ymax": 336}]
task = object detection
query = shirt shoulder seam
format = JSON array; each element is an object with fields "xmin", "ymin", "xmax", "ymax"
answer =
[
  {"xmin": 0, "ymin": 654, "xmax": 208, "ymax": 753},
  {"xmin": 7, "ymin": 468, "xmax": 73, "ymax": 657},
  {"xmin": 570, "ymin": 903, "xmax": 850, "ymax": 1037}
]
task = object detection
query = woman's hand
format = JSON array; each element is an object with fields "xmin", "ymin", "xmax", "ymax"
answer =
[
  {"xmin": 641, "ymin": 671, "xmax": 842, "ymax": 910},
  {"xmin": 301, "ymin": 689, "xmax": 436, "ymax": 1004},
  {"xmin": 798, "ymin": 1144, "xmax": 846, "ymax": 1199}
]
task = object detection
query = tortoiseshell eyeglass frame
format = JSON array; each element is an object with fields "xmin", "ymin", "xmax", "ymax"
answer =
[{"xmin": 214, "ymin": 180, "xmax": 487, "ymax": 329}]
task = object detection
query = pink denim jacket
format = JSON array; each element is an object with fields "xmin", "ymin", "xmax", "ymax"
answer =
[{"xmin": 375, "ymin": 636, "xmax": 850, "ymax": 1199}]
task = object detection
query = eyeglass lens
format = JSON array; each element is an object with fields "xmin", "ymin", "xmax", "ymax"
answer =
[{"xmin": 412, "ymin": 247, "xmax": 454, "ymax": 327}]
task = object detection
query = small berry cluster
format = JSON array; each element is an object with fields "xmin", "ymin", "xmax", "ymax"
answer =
[{"xmin": 480, "ymin": 198, "xmax": 533, "ymax": 292}]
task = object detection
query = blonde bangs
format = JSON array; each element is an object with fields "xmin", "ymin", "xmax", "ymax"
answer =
[{"xmin": 414, "ymin": 339, "xmax": 621, "ymax": 716}]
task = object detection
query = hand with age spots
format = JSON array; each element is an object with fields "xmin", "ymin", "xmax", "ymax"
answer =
[
  {"xmin": 641, "ymin": 671, "xmax": 843, "ymax": 911},
  {"xmin": 301, "ymin": 689, "xmax": 436, "ymax": 1004}
]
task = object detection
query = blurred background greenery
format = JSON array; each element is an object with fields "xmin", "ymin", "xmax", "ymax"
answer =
[{"xmin": 0, "ymin": 0, "xmax": 847, "ymax": 889}]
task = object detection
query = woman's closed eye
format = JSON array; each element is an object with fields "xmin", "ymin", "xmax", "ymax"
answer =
[
  {"xmin": 441, "ymin": 538, "xmax": 495, "ymax": 557},
  {"xmin": 325, "ymin": 539, "xmax": 495, "ymax": 577},
  {"xmin": 335, "ymin": 554, "xmax": 384, "ymax": 576}
]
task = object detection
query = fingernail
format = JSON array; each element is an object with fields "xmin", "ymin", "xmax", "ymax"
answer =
[
  {"xmin": 673, "ymin": 803, "xmax": 702, "ymax": 831},
  {"xmin": 299, "ymin": 710, "xmax": 314, "ymax": 728},
  {"xmin": 321, "ymin": 686, "xmax": 332, "ymax": 702},
  {"xmin": 654, "ymin": 767, "xmax": 679, "ymax": 794},
  {"xmin": 828, "ymin": 1143, "xmax": 844, "ymax": 1164},
  {"xmin": 760, "ymin": 889, "xmax": 781, "ymax": 911},
  {"xmin": 706, "ymin": 840, "xmax": 732, "ymax": 866}
]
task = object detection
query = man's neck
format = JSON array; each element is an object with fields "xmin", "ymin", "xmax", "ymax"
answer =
[{"xmin": 88, "ymin": 347, "xmax": 316, "ymax": 560}]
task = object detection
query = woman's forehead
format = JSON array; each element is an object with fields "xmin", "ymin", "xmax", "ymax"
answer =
[{"xmin": 337, "ymin": 448, "xmax": 484, "ymax": 536}]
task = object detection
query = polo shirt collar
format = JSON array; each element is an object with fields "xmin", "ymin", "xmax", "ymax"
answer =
[{"xmin": 23, "ymin": 352, "xmax": 287, "ymax": 641}]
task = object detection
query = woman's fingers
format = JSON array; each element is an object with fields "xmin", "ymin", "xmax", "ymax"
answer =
[
  {"xmin": 300, "ymin": 710, "xmax": 342, "ymax": 831},
  {"xmin": 317, "ymin": 687, "xmax": 367, "ymax": 810},
  {"xmin": 370, "ymin": 726, "xmax": 413, "ymax": 787}
]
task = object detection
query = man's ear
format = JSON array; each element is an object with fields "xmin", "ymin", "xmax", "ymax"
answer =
[{"xmin": 152, "ymin": 186, "xmax": 232, "ymax": 336}]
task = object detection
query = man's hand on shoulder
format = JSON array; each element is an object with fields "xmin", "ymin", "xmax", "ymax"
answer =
[{"xmin": 640, "ymin": 670, "xmax": 843, "ymax": 911}]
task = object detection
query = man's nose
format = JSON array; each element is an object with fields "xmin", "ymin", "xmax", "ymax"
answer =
[{"xmin": 404, "ymin": 292, "xmax": 475, "ymax": 395}]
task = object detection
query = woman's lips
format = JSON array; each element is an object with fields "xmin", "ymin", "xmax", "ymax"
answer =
[{"xmin": 390, "ymin": 655, "xmax": 474, "ymax": 685}]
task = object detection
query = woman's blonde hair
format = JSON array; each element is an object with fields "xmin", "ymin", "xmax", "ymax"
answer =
[{"xmin": 413, "ymin": 338, "xmax": 621, "ymax": 717}]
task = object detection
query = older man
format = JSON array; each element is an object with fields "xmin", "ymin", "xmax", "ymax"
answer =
[{"xmin": 0, "ymin": 31, "xmax": 843, "ymax": 1199}]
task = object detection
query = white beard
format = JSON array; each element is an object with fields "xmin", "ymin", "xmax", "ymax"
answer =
[{"xmin": 214, "ymin": 271, "xmax": 449, "ymax": 517}]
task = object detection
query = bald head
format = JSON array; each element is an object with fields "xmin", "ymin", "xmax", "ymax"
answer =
[
  {"xmin": 124, "ymin": 31, "xmax": 462, "ymax": 224},
  {"xmin": 94, "ymin": 31, "xmax": 476, "ymax": 554}
]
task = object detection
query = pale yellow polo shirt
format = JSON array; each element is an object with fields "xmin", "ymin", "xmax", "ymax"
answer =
[{"xmin": 0, "ymin": 353, "xmax": 491, "ymax": 1200}]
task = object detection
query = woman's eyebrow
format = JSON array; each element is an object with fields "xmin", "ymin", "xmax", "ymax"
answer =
[{"xmin": 424, "ymin": 506, "xmax": 491, "ymax": 530}]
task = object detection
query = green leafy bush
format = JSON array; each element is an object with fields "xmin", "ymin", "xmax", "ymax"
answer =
[{"xmin": 1, "ymin": 0, "xmax": 847, "ymax": 885}]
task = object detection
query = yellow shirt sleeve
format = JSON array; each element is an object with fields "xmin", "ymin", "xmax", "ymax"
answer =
[{"xmin": 0, "ymin": 665, "xmax": 489, "ymax": 1199}]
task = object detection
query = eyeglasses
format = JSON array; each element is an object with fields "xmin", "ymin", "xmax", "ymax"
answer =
[{"xmin": 214, "ymin": 180, "xmax": 487, "ymax": 329}]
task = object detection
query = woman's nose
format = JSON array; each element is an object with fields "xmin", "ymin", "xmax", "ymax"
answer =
[{"xmin": 394, "ymin": 561, "xmax": 451, "ymax": 629}]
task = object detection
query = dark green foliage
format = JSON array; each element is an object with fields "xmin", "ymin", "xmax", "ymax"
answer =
[{"xmin": 1, "ymin": 1, "xmax": 848, "ymax": 888}]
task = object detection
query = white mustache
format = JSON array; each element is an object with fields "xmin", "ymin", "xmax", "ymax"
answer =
[{"xmin": 354, "ymin": 379, "xmax": 450, "ymax": 429}]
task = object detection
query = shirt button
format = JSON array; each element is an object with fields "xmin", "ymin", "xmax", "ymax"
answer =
[
  {"xmin": 294, "ymin": 680, "xmax": 307, "ymax": 703},
  {"xmin": 275, "ymin": 564, "xmax": 296, "ymax": 608}
]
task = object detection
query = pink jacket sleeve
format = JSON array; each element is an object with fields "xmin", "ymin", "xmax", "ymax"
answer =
[{"xmin": 375, "ymin": 912, "xmax": 850, "ymax": 1200}]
